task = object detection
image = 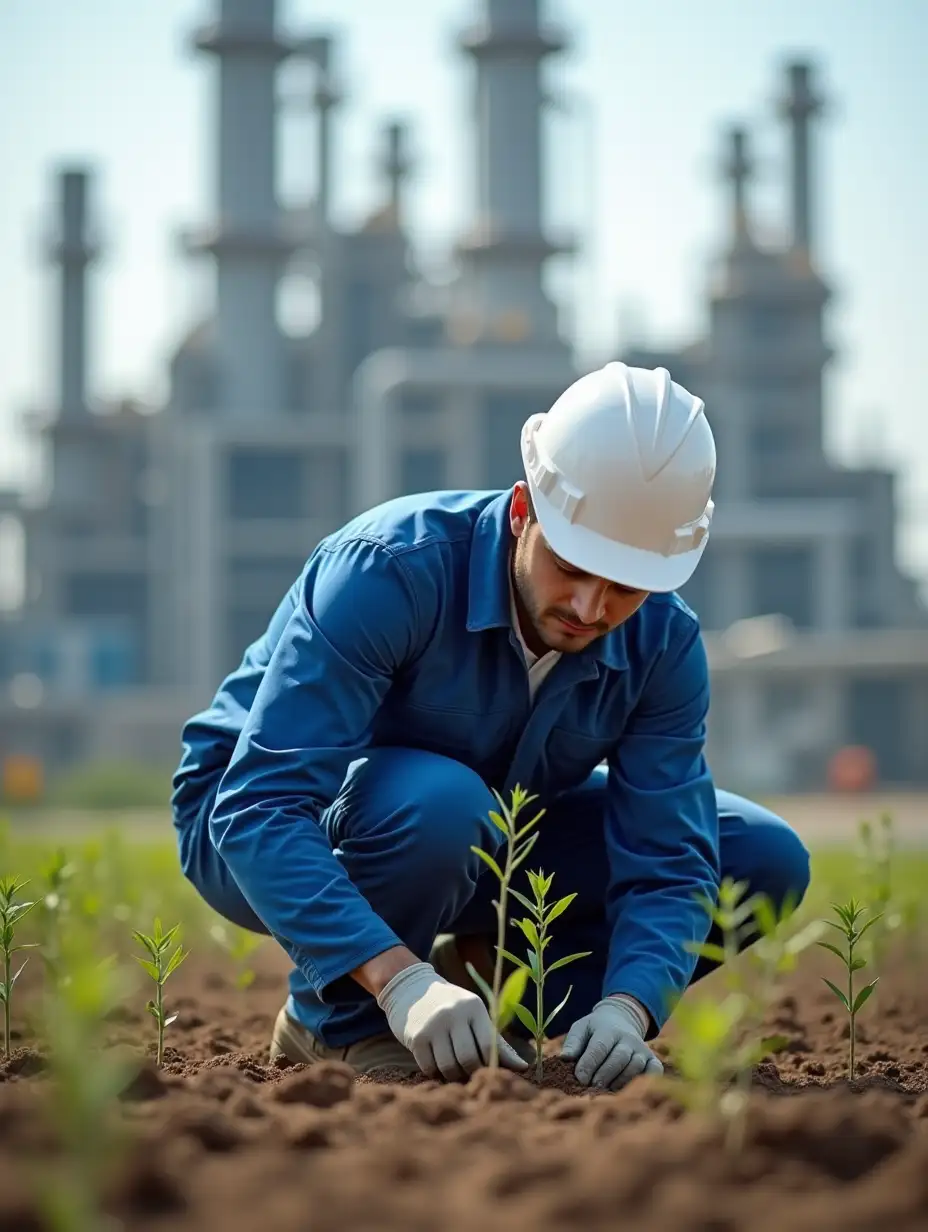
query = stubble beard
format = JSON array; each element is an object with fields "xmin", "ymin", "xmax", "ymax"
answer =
[{"xmin": 511, "ymin": 540, "xmax": 578, "ymax": 656}]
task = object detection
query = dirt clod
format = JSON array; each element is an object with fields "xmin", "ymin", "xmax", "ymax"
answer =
[{"xmin": 271, "ymin": 1061, "xmax": 354, "ymax": 1108}]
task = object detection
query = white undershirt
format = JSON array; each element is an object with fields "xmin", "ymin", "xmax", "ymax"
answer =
[{"xmin": 508, "ymin": 572, "xmax": 561, "ymax": 703}]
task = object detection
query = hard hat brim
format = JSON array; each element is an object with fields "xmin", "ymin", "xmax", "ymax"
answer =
[{"xmin": 529, "ymin": 481, "xmax": 709, "ymax": 594}]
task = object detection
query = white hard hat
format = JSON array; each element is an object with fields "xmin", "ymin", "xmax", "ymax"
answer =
[{"xmin": 520, "ymin": 361, "xmax": 716, "ymax": 593}]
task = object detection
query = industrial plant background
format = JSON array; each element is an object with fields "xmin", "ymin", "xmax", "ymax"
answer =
[{"xmin": 1, "ymin": 0, "xmax": 927, "ymax": 800}]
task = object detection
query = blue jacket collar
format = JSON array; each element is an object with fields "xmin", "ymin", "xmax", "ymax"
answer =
[{"xmin": 465, "ymin": 489, "xmax": 629, "ymax": 671}]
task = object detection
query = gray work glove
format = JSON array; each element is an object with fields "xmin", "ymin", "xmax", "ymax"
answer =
[
  {"xmin": 560, "ymin": 995, "xmax": 664, "ymax": 1089},
  {"xmin": 376, "ymin": 961, "xmax": 529, "ymax": 1083}
]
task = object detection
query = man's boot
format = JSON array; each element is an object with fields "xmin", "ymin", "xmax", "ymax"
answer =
[{"xmin": 269, "ymin": 1004, "xmax": 420, "ymax": 1075}]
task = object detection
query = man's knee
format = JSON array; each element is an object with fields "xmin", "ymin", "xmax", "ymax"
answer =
[
  {"xmin": 173, "ymin": 790, "xmax": 270, "ymax": 935},
  {"xmin": 334, "ymin": 748, "xmax": 501, "ymax": 881},
  {"xmin": 721, "ymin": 793, "xmax": 811, "ymax": 913}
]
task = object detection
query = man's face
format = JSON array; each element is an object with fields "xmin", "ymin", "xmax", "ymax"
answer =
[{"xmin": 509, "ymin": 484, "xmax": 649, "ymax": 656}]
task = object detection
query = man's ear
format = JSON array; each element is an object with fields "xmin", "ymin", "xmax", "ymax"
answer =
[{"xmin": 510, "ymin": 482, "xmax": 530, "ymax": 536}]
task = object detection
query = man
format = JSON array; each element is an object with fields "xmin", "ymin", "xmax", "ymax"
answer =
[{"xmin": 172, "ymin": 362, "xmax": 810, "ymax": 1090}]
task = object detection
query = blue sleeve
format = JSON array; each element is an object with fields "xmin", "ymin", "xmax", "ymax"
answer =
[
  {"xmin": 601, "ymin": 617, "xmax": 720, "ymax": 1033},
  {"xmin": 208, "ymin": 538, "xmax": 425, "ymax": 996}
]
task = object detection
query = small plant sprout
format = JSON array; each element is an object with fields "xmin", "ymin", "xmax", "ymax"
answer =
[
  {"xmin": 857, "ymin": 814, "xmax": 916, "ymax": 967},
  {"xmin": 0, "ymin": 875, "xmax": 38, "ymax": 1057},
  {"xmin": 466, "ymin": 785, "xmax": 544, "ymax": 1069},
  {"xmin": 39, "ymin": 939, "xmax": 138, "ymax": 1232},
  {"xmin": 501, "ymin": 868, "xmax": 591, "ymax": 1080},
  {"xmin": 132, "ymin": 918, "xmax": 189, "ymax": 1065},
  {"xmin": 662, "ymin": 989, "xmax": 779, "ymax": 1152},
  {"xmin": 40, "ymin": 847, "xmax": 77, "ymax": 986},
  {"xmin": 687, "ymin": 877, "xmax": 823, "ymax": 1024},
  {"xmin": 818, "ymin": 899, "xmax": 881, "ymax": 1080},
  {"xmin": 671, "ymin": 877, "xmax": 824, "ymax": 1150},
  {"xmin": 209, "ymin": 921, "xmax": 266, "ymax": 989}
]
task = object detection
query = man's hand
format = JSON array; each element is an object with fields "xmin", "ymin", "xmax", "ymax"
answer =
[
  {"xmin": 376, "ymin": 961, "xmax": 529, "ymax": 1082},
  {"xmin": 560, "ymin": 996, "xmax": 663, "ymax": 1089}
]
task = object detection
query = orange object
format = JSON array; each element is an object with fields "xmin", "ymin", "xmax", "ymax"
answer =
[
  {"xmin": 827, "ymin": 745, "xmax": 876, "ymax": 793},
  {"xmin": 1, "ymin": 754, "xmax": 44, "ymax": 803}
]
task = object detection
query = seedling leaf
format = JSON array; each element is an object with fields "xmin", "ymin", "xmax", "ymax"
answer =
[
  {"xmin": 542, "ymin": 985, "xmax": 575, "ymax": 1032},
  {"xmin": 816, "ymin": 940, "xmax": 847, "ymax": 962},
  {"xmin": 164, "ymin": 947, "xmax": 188, "ymax": 979},
  {"xmin": 685, "ymin": 941, "xmax": 729, "ymax": 965},
  {"xmin": 855, "ymin": 914, "xmax": 885, "ymax": 942},
  {"xmin": 511, "ymin": 831, "xmax": 540, "ymax": 870},
  {"xmin": 497, "ymin": 947, "xmax": 531, "ymax": 973},
  {"xmin": 498, "ymin": 967, "xmax": 529, "ymax": 1028},
  {"xmin": 508, "ymin": 888, "xmax": 541, "ymax": 918},
  {"xmin": 544, "ymin": 950, "xmax": 593, "ymax": 975},
  {"xmin": 852, "ymin": 980, "xmax": 878, "ymax": 1014},
  {"xmin": 514, "ymin": 918, "xmax": 540, "ymax": 950},
  {"xmin": 544, "ymin": 894, "xmax": 577, "ymax": 926},
  {"xmin": 822, "ymin": 977, "xmax": 850, "ymax": 1011},
  {"xmin": 488, "ymin": 810, "xmax": 508, "ymax": 835},
  {"xmin": 133, "ymin": 957, "xmax": 161, "ymax": 982},
  {"xmin": 472, "ymin": 847, "xmax": 505, "ymax": 881},
  {"xmin": 513, "ymin": 1003, "xmax": 539, "ymax": 1035}
]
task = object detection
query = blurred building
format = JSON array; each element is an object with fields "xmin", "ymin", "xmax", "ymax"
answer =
[{"xmin": 1, "ymin": 0, "xmax": 926, "ymax": 792}]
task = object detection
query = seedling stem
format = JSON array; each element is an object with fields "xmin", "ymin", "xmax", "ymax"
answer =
[
  {"xmin": 505, "ymin": 868, "xmax": 591, "ymax": 1079},
  {"xmin": 818, "ymin": 899, "xmax": 881, "ymax": 1079},
  {"xmin": 132, "ymin": 917, "xmax": 188, "ymax": 1065},
  {"xmin": 0, "ymin": 875, "xmax": 38, "ymax": 1057},
  {"xmin": 466, "ymin": 785, "xmax": 543, "ymax": 1068}
]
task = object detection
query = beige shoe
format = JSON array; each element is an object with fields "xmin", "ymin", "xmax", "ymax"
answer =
[{"xmin": 269, "ymin": 1005, "xmax": 419, "ymax": 1075}]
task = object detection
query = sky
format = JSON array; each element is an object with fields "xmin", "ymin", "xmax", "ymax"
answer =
[{"xmin": 1, "ymin": 0, "xmax": 927, "ymax": 582}]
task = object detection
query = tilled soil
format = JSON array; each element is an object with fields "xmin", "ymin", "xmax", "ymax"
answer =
[{"xmin": 2, "ymin": 944, "xmax": 927, "ymax": 1232}]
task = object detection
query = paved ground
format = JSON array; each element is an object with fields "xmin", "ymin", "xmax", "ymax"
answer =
[{"xmin": 762, "ymin": 792, "xmax": 927, "ymax": 846}]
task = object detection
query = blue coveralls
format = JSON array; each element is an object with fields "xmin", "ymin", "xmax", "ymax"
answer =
[{"xmin": 172, "ymin": 488, "xmax": 810, "ymax": 1047}]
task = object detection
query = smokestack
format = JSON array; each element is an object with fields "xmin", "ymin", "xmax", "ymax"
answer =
[
  {"xmin": 723, "ymin": 126, "xmax": 754, "ymax": 248},
  {"xmin": 454, "ymin": 0, "xmax": 573, "ymax": 344},
  {"xmin": 776, "ymin": 60, "xmax": 824, "ymax": 254},
  {"xmin": 185, "ymin": 0, "xmax": 294, "ymax": 415},
  {"xmin": 382, "ymin": 121, "xmax": 411, "ymax": 221},
  {"xmin": 463, "ymin": 0, "xmax": 556, "ymax": 242},
  {"xmin": 49, "ymin": 168, "xmax": 99, "ymax": 417},
  {"xmin": 310, "ymin": 36, "xmax": 339, "ymax": 226}
]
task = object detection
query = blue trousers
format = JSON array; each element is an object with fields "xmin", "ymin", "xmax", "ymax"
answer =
[{"xmin": 176, "ymin": 748, "xmax": 811, "ymax": 1047}]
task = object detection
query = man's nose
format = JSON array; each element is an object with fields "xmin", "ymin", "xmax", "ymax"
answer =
[{"xmin": 570, "ymin": 581, "xmax": 607, "ymax": 625}]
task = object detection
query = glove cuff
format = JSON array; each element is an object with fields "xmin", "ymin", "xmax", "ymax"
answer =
[
  {"xmin": 600, "ymin": 993, "xmax": 648, "ymax": 1038},
  {"xmin": 375, "ymin": 961, "xmax": 442, "ymax": 1013}
]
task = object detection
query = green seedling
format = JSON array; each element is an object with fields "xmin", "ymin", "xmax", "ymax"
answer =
[
  {"xmin": 466, "ymin": 785, "xmax": 544, "ymax": 1068},
  {"xmin": 38, "ymin": 937, "xmax": 138, "ymax": 1232},
  {"xmin": 670, "ymin": 877, "xmax": 824, "ymax": 1150},
  {"xmin": 499, "ymin": 868, "xmax": 591, "ymax": 1080},
  {"xmin": 818, "ymin": 898, "xmax": 881, "ymax": 1079},
  {"xmin": 662, "ymin": 989, "xmax": 779, "ymax": 1151},
  {"xmin": 209, "ymin": 920, "xmax": 266, "ymax": 988},
  {"xmin": 858, "ymin": 816, "xmax": 893, "ymax": 913},
  {"xmin": 687, "ymin": 877, "xmax": 823, "ymax": 1018},
  {"xmin": 39, "ymin": 847, "xmax": 77, "ymax": 985},
  {"xmin": 132, "ymin": 918, "xmax": 188, "ymax": 1065},
  {"xmin": 747, "ymin": 891, "xmax": 827, "ymax": 1022},
  {"xmin": 856, "ymin": 814, "xmax": 920, "ymax": 966},
  {"xmin": 0, "ymin": 875, "xmax": 38, "ymax": 1057}
]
